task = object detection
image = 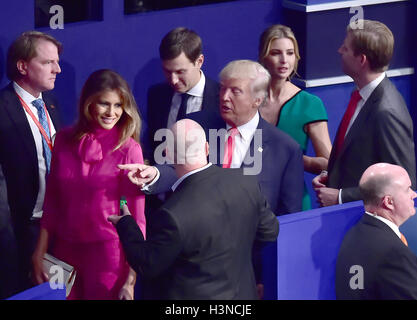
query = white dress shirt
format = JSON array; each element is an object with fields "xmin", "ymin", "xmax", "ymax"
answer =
[
  {"xmin": 13, "ymin": 82, "xmax": 56, "ymax": 218},
  {"xmin": 226, "ymin": 112, "xmax": 259, "ymax": 168},
  {"xmin": 167, "ymin": 71, "xmax": 206, "ymax": 129}
]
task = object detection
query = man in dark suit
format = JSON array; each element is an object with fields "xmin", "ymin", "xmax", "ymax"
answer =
[
  {"xmin": 127, "ymin": 60, "xmax": 304, "ymax": 215},
  {"xmin": 336, "ymin": 163, "xmax": 417, "ymax": 299},
  {"xmin": 109, "ymin": 119, "xmax": 279, "ymax": 299},
  {"xmin": 145, "ymin": 27, "xmax": 219, "ymax": 163},
  {"xmin": 0, "ymin": 31, "xmax": 62, "ymax": 296},
  {"xmin": 313, "ymin": 19, "xmax": 416, "ymax": 206},
  {"xmin": 119, "ymin": 60, "xmax": 303, "ymax": 298}
]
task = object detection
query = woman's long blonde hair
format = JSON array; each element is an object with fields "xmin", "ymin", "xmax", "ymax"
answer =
[{"xmin": 258, "ymin": 24, "xmax": 301, "ymax": 80}]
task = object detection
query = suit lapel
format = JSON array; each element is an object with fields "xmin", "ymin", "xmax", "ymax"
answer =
[
  {"xmin": 201, "ymin": 77, "xmax": 219, "ymax": 112},
  {"xmin": 241, "ymin": 117, "xmax": 267, "ymax": 169},
  {"xmin": 43, "ymin": 93, "xmax": 61, "ymax": 131},
  {"xmin": 155, "ymin": 84, "xmax": 174, "ymax": 129},
  {"xmin": 2, "ymin": 84, "xmax": 38, "ymax": 158},
  {"xmin": 328, "ymin": 78, "xmax": 387, "ymax": 170}
]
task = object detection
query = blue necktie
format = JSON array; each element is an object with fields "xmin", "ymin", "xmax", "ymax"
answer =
[
  {"xmin": 177, "ymin": 93, "xmax": 190, "ymax": 121},
  {"xmin": 32, "ymin": 99, "xmax": 52, "ymax": 174}
]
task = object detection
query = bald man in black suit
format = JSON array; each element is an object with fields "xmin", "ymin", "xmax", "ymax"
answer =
[
  {"xmin": 109, "ymin": 119, "xmax": 278, "ymax": 299},
  {"xmin": 336, "ymin": 163, "xmax": 417, "ymax": 299}
]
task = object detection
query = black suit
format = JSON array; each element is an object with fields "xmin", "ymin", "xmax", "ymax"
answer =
[
  {"xmin": 116, "ymin": 165, "xmax": 279, "ymax": 299},
  {"xmin": 336, "ymin": 214, "xmax": 417, "ymax": 299},
  {"xmin": 145, "ymin": 76, "xmax": 219, "ymax": 162},
  {"xmin": 328, "ymin": 77, "xmax": 416, "ymax": 202},
  {"xmin": 0, "ymin": 83, "xmax": 61, "ymax": 295}
]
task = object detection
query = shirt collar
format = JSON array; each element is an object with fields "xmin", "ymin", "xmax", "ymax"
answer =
[
  {"xmin": 171, "ymin": 162, "xmax": 212, "ymax": 191},
  {"xmin": 13, "ymin": 81, "xmax": 43, "ymax": 103},
  {"xmin": 357, "ymin": 72, "xmax": 385, "ymax": 102},
  {"xmin": 226, "ymin": 112, "xmax": 259, "ymax": 142},
  {"xmin": 365, "ymin": 211, "xmax": 401, "ymax": 239}
]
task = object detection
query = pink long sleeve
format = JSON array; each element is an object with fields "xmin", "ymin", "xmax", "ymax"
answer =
[{"xmin": 41, "ymin": 127, "xmax": 146, "ymax": 243}]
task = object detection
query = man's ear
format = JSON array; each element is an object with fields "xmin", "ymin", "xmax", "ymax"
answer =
[
  {"xmin": 205, "ymin": 141, "xmax": 209, "ymax": 158},
  {"xmin": 16, "ymin": 60, "xmax": 27, "ymax": 76},
  {"xmin": 382, "ymin": 195, "xmax": 394, "ymax": 210},
  {"xmin": 359, "ymin": 54, "xmax": 368, "ymax": 68},
  {"xmin": 194, "ymin": 54, "xmax": 204, "ymax": 68},
  {"xmin": 253, "ymin": 96, "xmax": 263, "ymax": 109}
]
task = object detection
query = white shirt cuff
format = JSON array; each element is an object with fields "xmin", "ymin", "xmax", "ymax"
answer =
[
  {"xmin": 338, "ymin": 189, "xmax": 343, "ymax": 204},
  {"xmin": 140, "ymin": 166, "xmax": 160, "ymax": 192}
]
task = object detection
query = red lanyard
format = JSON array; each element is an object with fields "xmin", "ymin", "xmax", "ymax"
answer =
[{"xmin": 17, "ymin": 94, "xmax": 53, "ymax": 151}]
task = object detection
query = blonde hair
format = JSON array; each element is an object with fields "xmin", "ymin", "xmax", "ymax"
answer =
[
  {"xmin": 258, "ymin": 24, "xmax": 300, "ymax": 79},
  {"xmin": 220, "ymin": 60, "xmax": 271, "ymax": 101},
  {"xmin": 347, "ymin": 19, "xmax": 394, "ymax": 72},
  {"xmin": 73, "ymin": 69, "xmax": 141, "ymax": 150}
]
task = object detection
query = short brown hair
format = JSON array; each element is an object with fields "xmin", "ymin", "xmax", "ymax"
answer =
[
  {"xmin": 73, "ymin": 69, "xmax": 142, "ymax": 150},
  {"xmin": 258, "ymin": 24, "xmax": 300, "ymax": 79},
  {"xmin": 159, "ymin": 27, "xmax": 202, "ymax": 62},
  {"xmin": 347, "ymin": 20, "xmax": 394, "ymax": 72},
  {"xmin": 6, "ymin": 30, "xmax": 62, "ymax": 81}
]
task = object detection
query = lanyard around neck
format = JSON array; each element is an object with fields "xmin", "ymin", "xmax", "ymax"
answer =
[{"xmin": 17, "ymin": 94, "xmax": 53, "ymax": 151}]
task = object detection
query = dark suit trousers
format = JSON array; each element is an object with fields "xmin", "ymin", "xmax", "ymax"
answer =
[{"xmin": 14, "ymin": 219, "xmax": 41, "ymax": 293}]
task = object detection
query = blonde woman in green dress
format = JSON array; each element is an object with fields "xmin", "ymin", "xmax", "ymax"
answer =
[{"xmin": 258, "ymin": 24, "xmax": 332, "ymax": 210}]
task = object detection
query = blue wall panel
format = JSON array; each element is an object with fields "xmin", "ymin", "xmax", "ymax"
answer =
[{"xmin": 0, "ymin": 0, "xmax": 283, "ymax": 127}]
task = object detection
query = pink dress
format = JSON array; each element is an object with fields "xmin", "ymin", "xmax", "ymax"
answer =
[{"xmin": 41, "ymin": 126, "xmax": 146, "ymax": 299}]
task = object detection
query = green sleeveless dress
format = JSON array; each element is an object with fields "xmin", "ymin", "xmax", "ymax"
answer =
[{"xmin": 276, "ymin": 90, "xmax": 328, "ymax": 210}]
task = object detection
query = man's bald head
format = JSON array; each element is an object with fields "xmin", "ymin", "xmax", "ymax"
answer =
[
  {"xmin": 167, "ymin": 119, "xmax": 208, "ymax": 168},
  {"xmin": 359, "ymin": 163, "xmax": 407, "ymax": 207}
]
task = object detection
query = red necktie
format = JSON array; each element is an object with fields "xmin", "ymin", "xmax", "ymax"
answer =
[
  {"xmin": 222, "ymin": 127, "xmax": 239, "ymax": 168},
  {"xmin": 401, "ymin": 233, "xmax": 408, "ymax": 246},
  {"xmin": 334, "ymin": 90, "xmax": 361, "ymax": 155}
]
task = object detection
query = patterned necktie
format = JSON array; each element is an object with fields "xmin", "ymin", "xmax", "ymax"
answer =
[
  {"xmin": 334, "ymin": 90, "xmax": 361, "ymax": 156},
  {"xmin": 222, "ymin": 127, "xmax": 239, "ymax": 168},
  {"xmin": 177, "ymin": 93, "xmax": 190, "ymax": 121},
  {"xmin": 32, "ymin": 99, "xmax": 52, "ymax": 174},
  {"xmin": 401, "ymin": 233, "xmax": 408, "ymax": 246}
]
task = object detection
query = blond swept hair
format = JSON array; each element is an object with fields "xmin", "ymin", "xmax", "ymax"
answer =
[
  {"xmin": 220, "ymin": 60, "xmax": 271, "ymax": 101},
  {"xmin": 258, "ymin": 24, "xmax": 300, "ymax": 79}
]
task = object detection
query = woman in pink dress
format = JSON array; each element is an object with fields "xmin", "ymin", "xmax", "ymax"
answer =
[{"xmin": 32, "ymin": 69, "xmax": 146, "ymax": 300}]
